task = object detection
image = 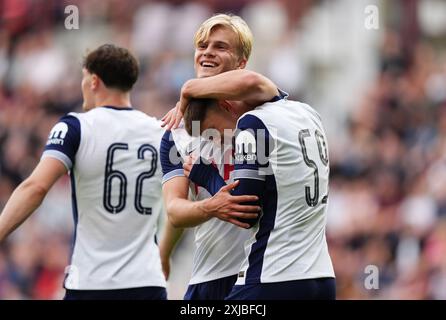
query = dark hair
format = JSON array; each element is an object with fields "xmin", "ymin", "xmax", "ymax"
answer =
[
  {"xmin": 82, "ymin": 44, "xmax": 139, "ymax": 92},
  {"xmin": 184, "ymin": 98, "xmax": 218, "ymax": 136}
]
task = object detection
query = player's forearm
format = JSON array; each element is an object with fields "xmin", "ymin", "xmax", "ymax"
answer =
[
  {"xmin": 166, "ymin": 197, "xmax": 212, "ymax": 228},
  {"xmin": 181, "ymin": 70, "xmax": 277, "ymax": 103},
  {"xmin": 0, "ymin": 179, "xmax": 47, "ymax": 242},
  {"xmin": 159, "ymin": 221, "xmax": 184, "ymax": 259}
]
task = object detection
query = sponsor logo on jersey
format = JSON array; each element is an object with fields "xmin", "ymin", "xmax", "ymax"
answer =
[
  {"xmin": 47, "ymin": 122, "xmax": 68, "ymax": 146},
  {"xmin": 235, "ymin": 130, "xmax": 257, "ymax": 162}
]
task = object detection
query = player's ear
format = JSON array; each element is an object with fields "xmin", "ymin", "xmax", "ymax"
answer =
[
  {"xmin": 237, "ymin": 57, "xmax": 247, "ymax": 69},
  {"xmin": 219, "ymin": 100, "xmax": 234, "ymax": 113},
  {"xmin": 90, "ymin": 74, "xmax": 100, "ymax": 90}
]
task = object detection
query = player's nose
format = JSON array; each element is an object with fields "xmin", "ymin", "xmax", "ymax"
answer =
[{"xmin": 203, "ymin": 46, "xmax": 215, "ymax": 57}]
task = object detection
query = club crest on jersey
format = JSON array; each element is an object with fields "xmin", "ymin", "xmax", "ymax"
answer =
[
  {"xmin": 47, "ymin": 122, "xmax": 68, "ymax": 146},
  {"xmin": 235, "ymin": 130, "xmax": 257, "ymax": 163}
]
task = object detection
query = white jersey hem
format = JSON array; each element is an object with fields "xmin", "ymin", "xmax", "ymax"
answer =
[
  {"xmin": 236, "ymin": 272, "xmax": 335, "ymax": 285},
  {"xmin": 189, "ymin": 270, "xmax": 239, "ymax": 285},
  {"xmin": 64, "ymin": 279, "xmax": 167, "ymax": 291}
]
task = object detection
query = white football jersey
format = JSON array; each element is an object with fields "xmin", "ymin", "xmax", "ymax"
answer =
[
  {"xmin": 160, "ymin": 125, "xmax": 250, "ymax": 285},
  {"xmin": 42, "ymin": 106, "xmax": 166, "ymax": 290},
  {"xmin": 233, "ymin": 99, "xmax": 335, "ymax": 285}
]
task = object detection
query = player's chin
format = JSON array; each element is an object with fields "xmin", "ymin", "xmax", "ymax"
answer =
[{"xmin": 197, "ymin": 67, "xmax": 221, "ymax": 78}]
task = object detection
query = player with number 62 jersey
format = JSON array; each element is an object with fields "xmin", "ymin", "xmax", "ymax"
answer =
[{"xmin": 43, "ymin": 106, "xmax": 166, "ymax": 291}]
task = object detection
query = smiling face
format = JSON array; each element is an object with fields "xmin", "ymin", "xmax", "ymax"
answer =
[{"xmin": 194, "ymin": 26, "xmax": 247, "ymax": 78}]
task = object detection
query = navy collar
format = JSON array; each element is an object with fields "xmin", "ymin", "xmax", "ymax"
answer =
[
  {"xmin": 101, "ymin": 105, "xmax": 133, "ymax": 111},
  {"xmin": 268, "ymin": 88, "xmax": 289, "ymax": 102}
]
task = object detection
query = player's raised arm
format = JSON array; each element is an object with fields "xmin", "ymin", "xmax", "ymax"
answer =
[
  {"xmin": 164, "ymin": 70, "xmax": 280, "ymax": 130},
  {"xmin": 182, "ymin": 70, "xmax": 278, "ymax": 106},
  {"xmin": 0, "ymin": 158, "xmax": 67, "ymax": 242}
]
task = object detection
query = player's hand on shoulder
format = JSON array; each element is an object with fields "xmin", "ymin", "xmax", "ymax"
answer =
[
  {"xmin": 161, "ymin": 100, "xmax": 185, "ymax": 130},
  {"xmin": 204, "ymin": 181, "xmax": 260, "ymax": 229},
  {"xmin": 161, "ymin": 103, "xmax": 179, "ymax": 130}
]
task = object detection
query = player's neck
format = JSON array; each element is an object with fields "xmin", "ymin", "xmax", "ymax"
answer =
[{"xmin": 95, "ymin": 90, "xmax": 132, "ymax": 109}]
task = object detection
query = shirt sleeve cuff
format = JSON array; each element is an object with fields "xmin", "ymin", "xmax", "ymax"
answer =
[
  {"xmin": 162, "ymin": 169, "xmax": 185, "ymax": 184},
  {"xmin": 41, "ymin": 150, "xmax": 72, "ymax": 170}
]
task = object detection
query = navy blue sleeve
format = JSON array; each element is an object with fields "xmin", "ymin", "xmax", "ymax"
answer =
[
  {"xmin": 231, "ymin": 114, "xmax": 275, "ymax": 227},
  {"xmin": 188, "ymin": 157, "xmax": 226, "ymax": 196},
  {"xmin": 42, "ymin": 115, "xmax": 81, "ymax": 170},
  {"xmin": 160, "ymin": 130, "xmax": 184, "ymax": 183},
  {"xmin": 268, "ymin": 88, "xmax": 289, "ymax": 102},
  {"xmin": 233, "ymin": 114, "xmax": 273, "ymax": 179}
]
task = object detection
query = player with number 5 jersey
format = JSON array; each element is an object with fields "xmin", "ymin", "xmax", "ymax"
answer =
[
  {"xmin": 228, "ymin": 99, "xmax": 336, "ymax": 298},
  {"xmin": 183, "ymin": 96, "xmax": 336, "ymax": 299}
]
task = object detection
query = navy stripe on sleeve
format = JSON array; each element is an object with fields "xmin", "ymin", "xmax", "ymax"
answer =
[
  {"xmin": 42, "ymin": 115, "xmax": 81, "ymax": 170},
  {"xmin": 234, "ymin": 114, "xmax": 279, "ymax": 283},
  {"xmin": 234, "ymin": 114, "xmax": 274, "ymax": 176},
  {"xmin": 268, "ymin": 88, "xmax": 289, "ymax": 102},
  {"xmin": 160, "ymin": 130, "xmax": 184, "ymax": 183}
]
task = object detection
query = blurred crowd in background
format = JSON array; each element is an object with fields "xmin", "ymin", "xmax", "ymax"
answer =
[{"xmin": 1, "ymin": 0, "xmax": 446, "ymax": 299}]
